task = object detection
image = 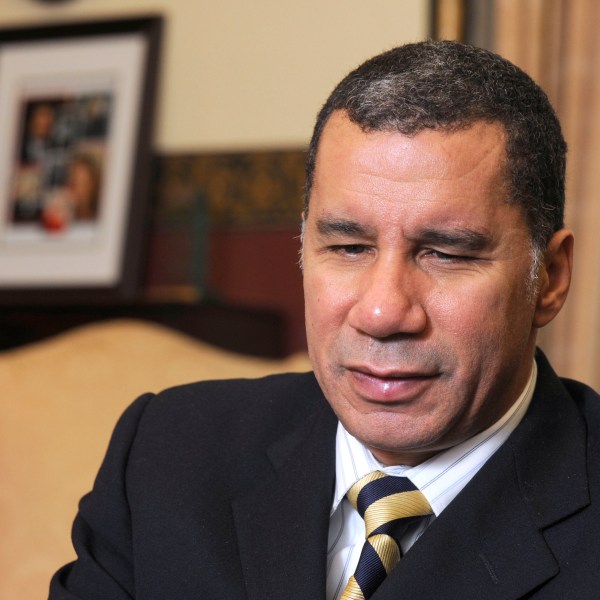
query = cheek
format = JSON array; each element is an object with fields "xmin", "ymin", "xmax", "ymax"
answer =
[
  {"xmin": 430, "ymin": 277, "xmax": 532, "ymax": 357},
  {"xmin": 430, "ymin": 278, "xmax": 491, "ymax": 320},
  {"xmin": 304, "ymin": 269, "xmax": 362, "ymax": 374},
  {"xmin": 304, "ymin": 269, "xmax": 356, "ymax": 329}
]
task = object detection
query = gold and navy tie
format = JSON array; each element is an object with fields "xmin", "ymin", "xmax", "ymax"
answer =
[{"xmin": 340, "ymin": 471, "xmax": 433, "ymax": 600}]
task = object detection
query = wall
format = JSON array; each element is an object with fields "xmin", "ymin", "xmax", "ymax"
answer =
[
  {"xmin": 1, "ymin": 0, "xmax": 430, "ymax": 151},
  {"xmin": 1, "ymin": 1, "xmax": 429, "ymax": 355}
]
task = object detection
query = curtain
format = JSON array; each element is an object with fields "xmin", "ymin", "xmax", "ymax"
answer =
[
  {"xmin": 493, "ymin": 0, "xmax": 600, "ymax": 388},
  {"xmin": 432, "ymin": 0, "xmax": 600, "ymax": 387}
]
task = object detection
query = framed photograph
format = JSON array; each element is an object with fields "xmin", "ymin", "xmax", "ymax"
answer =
[{"xmin": 0, "ymin": 16, "xmax": 163, "ymax": 303}]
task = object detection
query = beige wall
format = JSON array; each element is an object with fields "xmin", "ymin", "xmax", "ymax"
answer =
[{"xmin": 1, "ymin": 1, "xmax": 429, "ymax": 151}]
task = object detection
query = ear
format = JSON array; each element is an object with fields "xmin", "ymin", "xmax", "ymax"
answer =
[{"xmin": 533, "ymin": 229, "xmax": 574, "ymax": 328}]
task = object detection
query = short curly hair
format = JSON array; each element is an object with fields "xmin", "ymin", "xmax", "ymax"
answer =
[{"xmin": 305, "ymin": 40, "xmax": 566, "ymax": 255}]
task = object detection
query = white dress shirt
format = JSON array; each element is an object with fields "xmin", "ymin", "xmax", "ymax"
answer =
[{"xmin": 326, "ymin": 360, "xmax": 537, "ymax": 600}]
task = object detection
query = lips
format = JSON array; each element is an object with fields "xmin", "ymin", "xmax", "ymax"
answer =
[{"xmin": 347, "ymin": 366, "xmax": 439, "ymax": 403}]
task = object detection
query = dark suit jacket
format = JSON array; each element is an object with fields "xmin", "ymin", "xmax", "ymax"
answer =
[{"xmin": 50, "ymin": 351, "xmax": 600, "ymax": 599}]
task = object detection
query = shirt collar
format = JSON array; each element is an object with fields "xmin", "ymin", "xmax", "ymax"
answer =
[{"xmin": 332, "ymin": 359, "xmax": 537, "ymax": 516}]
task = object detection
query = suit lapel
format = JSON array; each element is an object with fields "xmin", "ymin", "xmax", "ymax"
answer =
[
  {"xmin": 373, "ymin": 445, "xmax": 560, "ymax": 599},
  {"xmin": 373, "ymin": 351, "xmax": 590, "ymax": 599},
  {"xmin": 232, "ymin": 397, "xmax": 337, "ymax": 600}
]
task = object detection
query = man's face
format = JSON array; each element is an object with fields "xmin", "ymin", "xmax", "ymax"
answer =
[{"xmin": 302, "ymin": 112, "xmax": 543, "ymax": 466}]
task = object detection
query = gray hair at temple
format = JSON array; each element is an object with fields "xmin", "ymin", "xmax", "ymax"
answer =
[{"xmin": 304, "ymin": 40, "xmax": 567, "ymax": 259}]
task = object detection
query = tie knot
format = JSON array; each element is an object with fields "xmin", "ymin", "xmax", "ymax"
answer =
[{"xmin": 347, "ymin": 471, "xmax": 432, "ymax": 538}]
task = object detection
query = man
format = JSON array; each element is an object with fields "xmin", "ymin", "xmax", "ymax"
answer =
[{"xmin": 50, "ymin": 41, "xmax": 600, "ymax": 599}]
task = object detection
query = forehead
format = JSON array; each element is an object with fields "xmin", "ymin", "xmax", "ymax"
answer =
[
  {"xmin": 309, "ymin": 112, "xmax": 518, "ymax": 231},
  {"xmin": 315, "ymin": 111, "xmax": 508, "ymax": 182}
]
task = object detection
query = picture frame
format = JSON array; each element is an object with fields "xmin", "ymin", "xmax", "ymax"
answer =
[{"xmin": 0, "ymin": 15, "xmax": 163, "ymax": 304}]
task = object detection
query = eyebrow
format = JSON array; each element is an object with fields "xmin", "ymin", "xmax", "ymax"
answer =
[
  {"xmin": 316, "ymin": 217, "xmax": 374, "ymax": 238},
  {"xmin": 412, "ymin": 228, "xmax": 493, "ymax": 251},
  {"xmin": 315, "ymin": 217, "xmax": 493, "ymax": 251}
]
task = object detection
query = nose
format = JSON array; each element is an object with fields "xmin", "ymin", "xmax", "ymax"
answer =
[{"xmin": 347, "ymin": 256, "xmax": 427, "ymax": 339}]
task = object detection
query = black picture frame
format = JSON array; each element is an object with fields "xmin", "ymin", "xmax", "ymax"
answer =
[{"xmin": 0, "ymin": 15, "xmax": 163, "ymax": 304}]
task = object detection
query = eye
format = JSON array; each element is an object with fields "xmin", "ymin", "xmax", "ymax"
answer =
[
  {"xmin": 426, "ymin": 249, "xmax": 477, "ymax": 262},
  {"xmin": 330, "ymin": 244, "xmax": 369, "ymax": 256}
]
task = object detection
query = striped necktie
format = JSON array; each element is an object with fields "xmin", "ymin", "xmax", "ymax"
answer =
[{"xmin": 340, "ymin": 471, "xmax": 433, "ymax": 600}]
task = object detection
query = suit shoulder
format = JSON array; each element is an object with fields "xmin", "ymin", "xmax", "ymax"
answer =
[
  {"xmin": 119, "ymin": 372, "xmax": 333, "ymax": 486},
  {"xmin": 134, "ymin": 371, "xmax": 327, "ymax": 439},
  {"xmin": 156, "ymin": 371, "xmax": 322, "ymax": 410},
  {"xmin": 561, "ymin": 377, "xmax": 600, "ymax": 472},
  {"xmin": 561, "ymin": 377, "xmax": 600, "ymax": 422}
]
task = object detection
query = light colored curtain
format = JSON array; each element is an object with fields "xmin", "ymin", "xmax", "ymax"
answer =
[
  {"xmin": 493, "ymin": 0, "xmax": 600, "ymax": 388},
  {"xmin": 433, "ymin": 0, "xmax": 466, "ymax": 41}
]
